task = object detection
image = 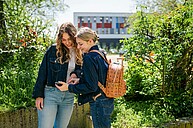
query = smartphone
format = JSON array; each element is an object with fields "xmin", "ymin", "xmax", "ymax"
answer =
[{"xmin": 55, "ymin": 82, "xmax": 63, "ymax": 86}]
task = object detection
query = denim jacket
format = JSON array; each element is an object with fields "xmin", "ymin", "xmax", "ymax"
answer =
[
  {"xmin": 68, "ymin": 45, "xmax": 108, "ymax": 105},
  {"xmin": 32, "ymin": 44, "xmax": 81, "ymax": 99}
]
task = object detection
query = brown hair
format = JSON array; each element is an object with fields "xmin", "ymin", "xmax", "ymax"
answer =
[{"xmin": 56, "ymin": 22, "xmax": 82, "ymax": 65}]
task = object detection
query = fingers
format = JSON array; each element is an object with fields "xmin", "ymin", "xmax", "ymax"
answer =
[
  {"xmin": 36, "ymin": 98, "xmax": 43, "ymax": 110},
  {"xmin": 55, "ymin": 84, "xmax": 60, "ymax": 89},
  {"xmin": 67, "ymin": 77, "xmax": 74, "ymax": 83},
  {"xmin": 55, "ymin": 82, "xmax": 69, "ymax": 91},
  {"xmin": 70, "ymin": 73, "xmax": 77, "ymax": 78},
  {"xmin": 72, "ymin": 78, "xmax": 80, "ymax": 84},
  {"xmin": 67, "ymin": 74, "xmax": 78, "ymax": 83},
  {"xmin": 67, "ymin": 79, "xmax": 75, "ymax": 84},
  {"xmin": 55, "ymin": 81, "xmax": 64, "ymax": 86},
  {"xmin": 68, "ymin": 78, "xmax": 80, "ymax": 84}
]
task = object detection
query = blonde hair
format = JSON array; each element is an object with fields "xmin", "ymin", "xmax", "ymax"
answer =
[
  {"xmin": 75, "ymin": 27, "xmax": 99, "ymax": 43},
  {"xmin": 56, "ymin": 22, "xmax": 82, "ymax": 65}
]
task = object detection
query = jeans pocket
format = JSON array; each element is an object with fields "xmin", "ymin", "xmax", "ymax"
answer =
[{"xmin": 100, "ymin": 98, "xmax": 114, "ymax": 115}]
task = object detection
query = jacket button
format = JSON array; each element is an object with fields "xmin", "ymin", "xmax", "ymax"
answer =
[{"xmin": 80, "ymin": 93, "xmax": 82, "ymax": 95}]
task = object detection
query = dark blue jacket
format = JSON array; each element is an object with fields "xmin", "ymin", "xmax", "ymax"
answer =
[
  {"xmin": 32, "ymin": 44, "xmax": 81, "ymax": 99},
  {"xmin": 68, "ymin": 45, "xmax": 108, "ymax": 105}
]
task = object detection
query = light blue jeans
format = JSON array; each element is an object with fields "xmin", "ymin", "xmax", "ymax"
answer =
[{"xmin": 38, "ymin": 86, "xmax": 74, "ymax": 128}]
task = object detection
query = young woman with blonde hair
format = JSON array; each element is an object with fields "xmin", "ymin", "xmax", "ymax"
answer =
[{"xmin": 56, "ymin": 27, "xmax": 114, "ymax": 128}]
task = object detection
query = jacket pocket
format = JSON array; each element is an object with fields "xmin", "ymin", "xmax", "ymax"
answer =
[{"xmin": 50, "ymin": 58, "xmax": 61, "ymax": 72}]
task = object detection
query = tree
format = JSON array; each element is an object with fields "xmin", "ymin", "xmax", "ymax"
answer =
[
  {"xmin": 123, "ymin": 0, "xmax": 193, "ymax": 118},
  {"xmin": 0, "ymin": 0, "xmax": 68, "ymax": 51},
  {"xmin": 0, "ymin": 0, "xmax": 69, "ymax": 110},
  {"xmin": 136, "ymin": 0, "xmax": 190, "ymax": 13}
]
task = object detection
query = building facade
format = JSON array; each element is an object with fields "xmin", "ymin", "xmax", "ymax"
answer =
[{"xmin": 73, "ymin": 12, "xmax": 132, "ymax": 50}]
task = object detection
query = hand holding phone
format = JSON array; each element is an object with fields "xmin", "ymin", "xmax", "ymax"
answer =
[
  {"xmin": 55, "ymin": 81, "xmax": 69, "ymax": 91},
  {"xmin": 68, "ymin": 78, "xmax": 80, "ymax": 84},
  {"xmin": 55, "ymin": 81, "xmax": 63, "ymax": 86}
]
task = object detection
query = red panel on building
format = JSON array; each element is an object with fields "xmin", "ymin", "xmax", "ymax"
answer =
[
  {"xmin": 78, "ymin": 23, "xmax": 92, "ymax": 28},
  {"xmin": 120, "ymin": 23, "xmax": 124, "ymax": 28},
  {"xmin": 96, "ymin": 23, "xmax": 102, "ymax": 28},
  {"xmin": 82, "ymin": 23, "xmax": 88, "ymax": 27},
  {"xmin": 104, "ymin": 23, "xmax": 112, "ymax": 28}
]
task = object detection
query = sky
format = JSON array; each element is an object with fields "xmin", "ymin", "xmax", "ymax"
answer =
[{"xmin": 56, "ymin": 0, "xmax": 137, "ymax": 26}]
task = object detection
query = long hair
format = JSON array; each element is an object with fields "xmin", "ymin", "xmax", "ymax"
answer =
[{"xmin": 56, "ymin": 22, "xmax": 82, "ymax": 65}]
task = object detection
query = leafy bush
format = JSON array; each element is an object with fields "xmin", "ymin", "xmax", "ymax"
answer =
[
  {"xmin": 124, "ymin": 56, "xmax": 161, "ymax": 101},
  {"xmin": 162, "ymin": 91, "xmax": 193, "ymax": 118},
  {"xmin": 112, "ymin": 104, "xmax": 142, "ymax": 128},
  {"xmin": 111, "ymin": 98, "xmax": 174, "ymax": 127},
  {"xmin": 0, "ymin": 0, "xmax": 61, "ymax": 111},
  {"xmin": 0, "ymin": 45, "xmax": 45, "ymax": 110},
  {"xmin": 121, "ymin": 1, "xmax": 193, "ymax": 119}
]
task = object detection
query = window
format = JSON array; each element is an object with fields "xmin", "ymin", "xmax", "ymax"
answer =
[
  {"xmin": 81, "ymin": 18, "xmax": 84, "ymax": 23},
  {"xmin": 106, "ymin": 29, "xmax": 108, "ymax": 34},
  {"xmin": 88, "ymin": 17, "xmax": 90, "ymax": 22},
  {"xmin": 94, "ymin": 17, "xmax": 96, "ymax": 22},
  {"xmin": 106, "ymin": 17, "xmax": 108, "ymax": 23},
  {"xmin": 110, "ymin": 17, "xmax": 112, "ymax": 23},
  {"xmin": 102, "ymin": 28, "xmax": 104, "ymax": 34},
  {"xmin": 100, "ymin": 17, "xmax": 103, "ymax": 23}
]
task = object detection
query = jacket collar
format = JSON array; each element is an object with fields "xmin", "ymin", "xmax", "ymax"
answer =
[{"xmin": 88, "ymin": 45, "xmax": 99, "ymax": 52}]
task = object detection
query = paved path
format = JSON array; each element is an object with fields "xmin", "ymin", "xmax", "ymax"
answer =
[
  {"xmin": 106, "ymin": 54, "xmax": 120, "ymax": 62},
  {"xmin": 107, "ymin": 54, "xmax": 128, "ymax": 68}
]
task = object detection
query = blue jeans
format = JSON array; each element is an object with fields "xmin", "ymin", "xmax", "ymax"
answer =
[
  {"xmin": 38, "ymin": 86, "xmax": 74, "ymax": 128},
  {"xmin": 89, "ymin": 94, "xmax": 114, "ymax": 128}
]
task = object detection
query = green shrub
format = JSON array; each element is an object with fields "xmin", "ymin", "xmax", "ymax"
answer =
[
  {"xmin": 121, "ymin": 0, "xmax": 193, "ymax": 121},
  {"xmin": 162, "ymin": 91, "xmax": 193, "ymax": 118},
  {"xmin": 112, "ymin": 98, "xmax": 174, "ymax": 127},
  {"xmin": 0, "ymin": 45, "xmax": 45, "ymax": 111}
]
